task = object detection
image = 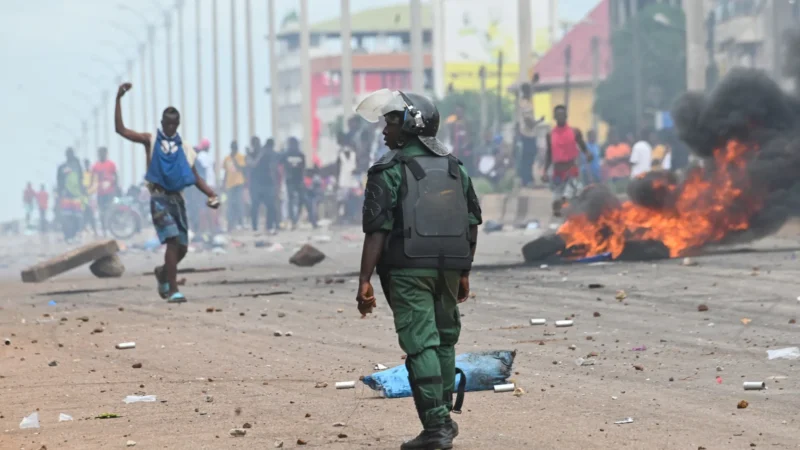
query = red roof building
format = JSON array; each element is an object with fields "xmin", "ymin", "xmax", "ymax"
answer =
[{"xmin": 533, "ymin": 0, "xmax": 611, "ymax": 87}]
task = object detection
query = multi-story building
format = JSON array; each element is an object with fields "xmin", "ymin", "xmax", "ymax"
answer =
[
  {"xmin": 276, "ymin": 4, "xmax": 433, "ymax": 165},
  {"xmin": 710, "ymin": 0, "xmax": 798, "ymax": 84}
]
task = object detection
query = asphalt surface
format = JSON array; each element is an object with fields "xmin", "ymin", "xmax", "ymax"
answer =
[{"xmin": 1, "ymin": 225, "xmax": 799, "ymax": 449}]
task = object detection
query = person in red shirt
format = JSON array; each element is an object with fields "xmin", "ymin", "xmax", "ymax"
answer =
[
  {"xmin": 23, "ymin": 182, "xmax": 36, "ymax": 228},
  {"xmin": 542, "ymin": 105, "xmax": 593, "ymax": 217},
  {"xmin": 91, "ymin": 147, "xmax": 118, "ymax": 236},
  {"xmin": 36, "ymin": 184, "xmax": 49, "ymax": 233}
]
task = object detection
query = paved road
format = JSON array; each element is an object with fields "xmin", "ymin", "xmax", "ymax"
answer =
[{"xmin": 1, "ymin": 226, "xmax": 799, "ymax": 449}]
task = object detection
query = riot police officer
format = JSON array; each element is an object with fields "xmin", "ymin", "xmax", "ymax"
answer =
[{"xmin": 354, "ymin": 89, "xmax": 482, "ymax": 450}]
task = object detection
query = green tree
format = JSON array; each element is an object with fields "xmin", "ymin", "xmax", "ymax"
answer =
[{"xmin": 594, "ymin": 3, "xmax": 686, "ymax": 136}]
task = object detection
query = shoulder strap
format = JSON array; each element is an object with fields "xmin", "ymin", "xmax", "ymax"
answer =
[
  {"xmin": 396, "ymin": 154, "xmax": 426, "ymax": 181},
  {"xmin": 368, "ymin": 149, "xmax": 400, "ymax": 175}
]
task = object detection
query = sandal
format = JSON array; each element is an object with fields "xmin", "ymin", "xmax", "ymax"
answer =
[
  {"xmin": 154, "ymin": 266, "xmax": 170, "ymax": 299},
  {"xmin": 167, "ymin": 292, "xmax": 187, "ymax": 303}
]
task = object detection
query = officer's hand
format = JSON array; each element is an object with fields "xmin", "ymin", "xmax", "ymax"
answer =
[
  {"xmin": 356, "ymin": 281, "xmax": 376, "ymax": 317},
  {"xmin": 457, "ymin": 275, "xmax": 470, "ymax": 303}
]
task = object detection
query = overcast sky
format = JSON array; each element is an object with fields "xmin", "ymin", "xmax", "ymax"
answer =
[{"xmin": 0, "ymin": 0, "xmax": 599, "ymax": 223}]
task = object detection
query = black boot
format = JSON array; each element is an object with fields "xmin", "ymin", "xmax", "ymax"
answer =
[
  {"xmin": 444, "ymin": 417, "xmax": 459, "ymax": 438},
  {"xmin": 400, "ymin": 426, "xmax": 453, "ymax": 450}
]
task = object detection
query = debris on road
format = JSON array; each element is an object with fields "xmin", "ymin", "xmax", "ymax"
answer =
[
  {"xmin": 588, "ymin": 283, "xmax": 604, "ymax": 289},
  {"xmin": 126, "ymin": 440, "xmax": 137, "ymax": 447},
  {"xmin": 285, "ymin": 331, "xmax": 293, "ymax": 337},
  {"xmin": 21, "ymin": 239, "xmax": 120, "ymax": 282},
  {"xmin": 493, "ymin": 383, "xmax": 515, "ymax": 393},
  {"xmin": 335, "ymin": 381, "xmax": 356, "ymax": 389},
  {"xmin": 243, "ymin": 423, "xmax": 252, "ymax": 429},
  {"xmin": 374, "ymin": 363, "xmax": 388, "ymax": 371},
  {"xmin": 737, "ymin": 400, "xmax": 749, "ymax": 409},
  {"xmin": 19, "ymin": 412, "xmax": 39, "ymax": 429},
  {"xmin": 697, "ymin": 304, "xmax": 709, "ymax": 312},
  {"xmin": 229, "ymin": 428, "xmax": 247, "ymax": 437},
  {"xmin": 89, "ymin": 254, "xmax": 126, "ymax": 278},
  {"xmin": 337, "ymin": 433, "xmax": 348, "ymax": 438},
  {"xmin": 682, "ymin": 257, "xmax": 698, "ymax": 266},
  {"xmin": 123, "ymin": 395, "xmax": 157, "ymax": 404},
  {"xmin": 58, "ymin": 413, "xmax": 73, "ymax": 422},
  {"xmin": 274, "ymin": 441, "xmax": 284, "ymax": 448},
  {"xmin": 766, "ymin": 347, "xmax": 800, "ymax": 360},
  {"xmin": 530, "ymin": 318, "xmax": 546, "ymax": 325},
  {"xmin": 513, "ymin": 387, "xmax": 525, "ymax": 397},
  {"xmin": 116, "ymin": 342, "xmax": 136, "ymax": 350},
  {"xmin": 289, "ymin": 244, "xmax": 326, "ymax": 267},
  {"xmin": 555, "ymin": 320, "xmax": 573, "ymax": 327},
  {"xmin": 743, "ymin": 381, "xmax": 766, "ymax": 390},
  {"xmin": 631, "ymin": 345, "xmax": 647, "ymax": 351},
  {"xmin": 593, "ymin": 312, "xmax": 601, "ymax": 317},
  {"xmin": 615, "ymin": 290, "xmax": 627, "ymax": 301},
  {"xmin": 614, "ymin": 417, "xmax": 634, "ymax": 425},
  {"xmin": 297, "ymin": 439, "xmax": 308, "ymax": 445},
  {"xmin": 95, "ymin": 413, "xmax": 120, "ymax": 419},
  {"xmin": 575, "ymin": 358, "xmax": 595, "ymax": 367},
  {"xmin": 132, "ymin": 363, "xmax": 143, "ymax": 369},
  {"xmin": 48, "ymin": 360, "xmax": 58, "ymax": 367},
  {"xmin": 4, "ymin": 338, "xmax": 9, "ymax": 345},
  {"xmin": 273, "ymin": 331, "xmax": 283, "ymax": 337},
  {"xmin": 633, "ymin": 365, "xmax": 644, "ymax": 371},
  {"xmin": 741, "ymin": 318, "xmax": 752, "ymax": 325},
  {"xmin": 315, "ymin": 382, "xmax": 328, "ymax": 388}
]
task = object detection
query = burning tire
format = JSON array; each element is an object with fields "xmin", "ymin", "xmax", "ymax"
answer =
[{"xmin": 522, "ymin": 234, "xmax": 566, "ymax": 262}]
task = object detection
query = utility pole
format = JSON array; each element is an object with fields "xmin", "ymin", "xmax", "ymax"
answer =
[
  {"xmin": 245, "ymin": 0, "xmax": 256, "ymax": 140},
  {"xmin": 139, "ymin": 44, "xmax": 149, "ymax": 130},
  {"xmin": 683, "ymin": 0, "xmax": 706, "ymax": 91},
  {"xmin": 518, "ymin": 0, "xmax": 533, "ymax": 84},
  {"xmin": 591, "ymin": 36, "xmax": 600, "ymax": 131},
  {"xmin": 177, "ymin": 0, "xmax": 187, "ymax": 139},
  {"xmin": 549, "ymin": 0, "xmax": 558, "ymax": 45},
  {"xmin": 479, "ymin": 66, "xmax": 488, "ymax": 133},
  {"xmin": 299, "ymin": 0, "xmax": 313, "ymax": 157},
  {"xmin": 103, "ymin": 90, "xmax": 110, "ymax": 151},
  {"xmin": 410, "ymin": 0, "xmax": 425, "ymax": 93},
  {"xmin": 630, "ymin": 0, "xmax": 643, "ymax": 133},
  {"xmin": 165, "ymin": 11, "xmax": 174, "ymax": 106},
  {"xmin": 82, "ymin": 120, "xmax": 89, "ymax": 160},
  {"xmin": 148, "ymin": 25, "xmax": 159, "ymax": 126},
  {"xmin": 431, "ymin": 0, "xmax": 446, "ymax": 99},
  {"xmin": 231, "ymin": 0, "xmax": 240, "ymax": 146},
  {"xmin": 127, "ymin": 59, "xmax": 136, "ymax": 185},
  {"xmin": 267, "ymin": 0, "xmax": 279, "ymax": 143},
  {"xmin": 341, "ymin": 0, "xmax": 354, "ymax": 132},
  {"xmin": 195, "ymin": 0, "xmax": 204, "ymax": 141},
  {"xmin": 212, "ymin": 0, "xmax": 222, "ymax": 177},
  {"xmin": 93, "ymin": 107, "xmax": 100, "ymax": 155},
  {"xmin": 564, "ymin": 44, "xmax": 572, "ymax": 110},
  {"xmin": 496, "ymin": 51, "xmax": 504, "ymax": 135}
]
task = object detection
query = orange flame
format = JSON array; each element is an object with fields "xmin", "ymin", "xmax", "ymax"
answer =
[{"xmin": 558, "ymin": 140, "xmax": 762, "ymax": 258}]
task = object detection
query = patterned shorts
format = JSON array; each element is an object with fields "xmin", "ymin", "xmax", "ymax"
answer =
[
  {"xmin": 551, "ymin": 174, "xmax": 584, "ymax": 201},
  {"xmin": 151, "ymin": 192, "xmax": 189, "ymax": 247}
]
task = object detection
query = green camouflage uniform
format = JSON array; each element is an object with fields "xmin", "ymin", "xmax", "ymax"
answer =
[{"xmin": 367, "ymin": 140, "xmax": 482, "ymax": 429}]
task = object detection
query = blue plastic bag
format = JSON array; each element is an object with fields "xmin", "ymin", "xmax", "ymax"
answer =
[{"xmin": 361, "ymin": 350, "xmax": 516, "ymax": 398}]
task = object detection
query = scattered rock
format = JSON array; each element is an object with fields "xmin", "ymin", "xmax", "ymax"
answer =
[
  {"xmin": 273, "ymin": 331, "xmax": 283, "ymax": 337},
  {"xmin": 615, "ymin": 290, "xmax": 627, "ymax": 301},
  {"xmin": 289, "ymin": 244, "xmax": 326, "ymax": 267},
  {"xmin": 593, "ymin": 312, "xmax": 601, "ymax": 317},
  {"xmin": 235, "ymin": 407, "xmax": 242, "ymax": 416},
  {"xmin": 633, "ymin": 365, "xmax": 644, "ymax": 371},
  {"xmin": 297, "ymin": 439, "xmax": 308, "ymax": 446},
  {"xmin": 205, "ymin": 307, "xmax": 215, "ymax": 313},
  {"xmin": 305, "ymin": 413, "xmax": 311, "ymax": 418},
  {"xmin": 285, "ymin": 331, "xmax": 293, "ymax": 337},
  {"xmin": 790, "ymin": 318, "xmax": 797, "ymax": 324},
  {"xmin": 337, "ymin": 433, "xmax": 348, "ymax": 438},
  {"xmin": 337, "ymin": 309, "xmax": 344, "ymax": 313},
  {"xmin": 669, "ymin": 377, "xmax": 674, "ymax": 382},
  {"xmin": 93, "ymin": 327, "xmax": 104, "ymax": 333},
  {"xmin": 737, "ymin": 400, "xmax": 749, "ymax": 409},
  {"xmin": 243, "ymin": 422, "xmax": 252, "ymax": 429},
  {"xmin": 588, "ymin": 283, "xmax": 604, "ymax": 289},
  {"xmin": 89, "ymin": 254, "xmax": 125, "ymax": 278},
  {"xmin": 132, "ymin": 363, "xmax": 142, "ymax": 369},
  {"xmin": 261, "ymin": 313, "xmax": 268, "ymax": 317},
  {"xmin": 682, "ymin": 257, "xmax": 698, "ymax": 266},
  {"xmin": 333, "ymin": 422, "xmax": 346, "ymax": 427},
  {"xmin": 716, "ymin": 366, "xmax": 724, "ymax": 372},
  {"xmin": 697, "ymin": 304, "xmax": 709, "ymax": 312},
  {"xmin": 205, "ymin": 395, "xmax": 213, "ymax": 403},
  {"xmin": 277, "ymin": 312, "xmax": 286, "ymax": 318},
  {"xmin": 77, "ymin": 316, "xmax": 89, "ymax": 322},
  {"xmin": 239, "ymin": 312, "xmax": 245, "ymax": 316},
  {"xmin": 315, "ymin": 382, "xmax": 328, "ymax": 388},
  {"xmin": 513, "ymin": 387, "xmax": 525, "ymax": 397},
  {"xmin": 126, "ymin": 440, "xmax": 136, "ymax": 447},
  {"xmin": 275, "ymin": 441, "xmax": 284, "ymax": 448},
  {"xmin": 48, "ymin": 360, "xmax": 58, "ymax": 367},
  {"xmin": 229, "ymin": 428, "xmax": 246, "ymax": 437}
]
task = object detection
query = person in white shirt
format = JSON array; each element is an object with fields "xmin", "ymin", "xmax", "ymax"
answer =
[{"xmin": 629, "ymin": 130, "xmax": 654, "ymax": 178}]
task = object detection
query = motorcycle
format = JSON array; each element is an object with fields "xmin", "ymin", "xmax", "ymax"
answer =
[{"xmin": 105, "ymin": 193, "xmax": 149, "ymax": 240}]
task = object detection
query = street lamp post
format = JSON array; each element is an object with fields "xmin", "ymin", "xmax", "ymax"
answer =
[
  {"xmin": 212, "ymin": 0, "xmax": 222, "ymax": 176},
  {"xmin": 176, "ymin": 0, "xmax": 187, "ymax": 140},
  {"xmin": 230, "ymin": 0, "xmax": 239, "ymax": 146},
  {"xmin": 245, "ymin": 0, "xmax": 256, "ymax": 140},
  {"xmin": 117, "ymin": 5, "xmax": 159, "ymax": 123},
  {"xmin": 195, "ymin": 0, "xmax": 204, "ymax": 141}
]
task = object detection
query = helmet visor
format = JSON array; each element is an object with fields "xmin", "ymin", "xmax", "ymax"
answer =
[{"xmin": 354, "ymin": 89, "xmax": 407, "ymax": 123}]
